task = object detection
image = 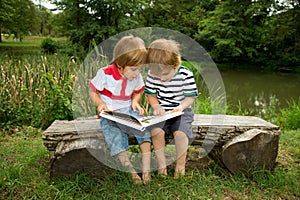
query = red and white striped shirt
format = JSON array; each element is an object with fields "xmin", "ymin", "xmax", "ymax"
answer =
[{"xmin": 89, "ymin": 64, "xmax": 145, "ymax": 110}]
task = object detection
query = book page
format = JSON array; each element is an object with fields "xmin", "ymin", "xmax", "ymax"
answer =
[
  {"xmin": 100, "ymin": 111, "xmax": 145, "ymax": 130},
  {"xmin": 140, "ymin": 111, "xmax": 183, "ymax": 127},
  {"xmin": 100, "ymin": 110, "xmax": 183, "ymax": 131},
  {"xmin": 102, "ymin": 111, "xmax": 143, "ymax": 124}
]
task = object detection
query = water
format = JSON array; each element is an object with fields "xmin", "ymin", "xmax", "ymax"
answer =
[{"xmin": 219, "ymin": 69, "xmax": 300, "ymax": 115}]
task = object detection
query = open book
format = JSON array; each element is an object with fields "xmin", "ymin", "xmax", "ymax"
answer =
[{"xmin": 99, "ymin": 110, "xmax": 183, "ymax": 131}]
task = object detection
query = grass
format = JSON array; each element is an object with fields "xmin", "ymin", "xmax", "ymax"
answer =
[
  {"xmin": 0, "ymin": 36, "xmax": 42, "ymax": 51},
  {"xmin": 0, "ymin": 127, "xmax": 299, "ymax": 199},
  {"xmin": 0, "ymin": 35, "xmax": 68, "ymax": 54},
  {"xmin": 0, "ymin": 40, "xmax": 40, "ymax": 54},
  {"xmin": 0, "ymin": 35, "xmax": 67, "ymax": 43},
  {"xmin": 0, "ymin": 41, "xmax": 40, "ymax": 47}
]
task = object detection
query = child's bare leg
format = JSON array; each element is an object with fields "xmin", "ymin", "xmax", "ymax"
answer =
[
  {"xmin": 151, "ymin": 128, "xmax": 167, "ymax": 175},
  {"xmin": 174, "ymin": 130, "xmax": 188, "ymax": 177},
  {"xmin": 117, "ymin": 151, "xmax": 142, "ymax": 184},
  {"xmin": 140, "ymin": 141, "xmax": 151, "ymax": 184}
]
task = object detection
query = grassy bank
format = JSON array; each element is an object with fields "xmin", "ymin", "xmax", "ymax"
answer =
[
  {"xmin": 0, "ymin": 41, "xmax": 41, "ymax": 54},
  {"xmin": 0, "ymin": 127, "xmax": 299, "ymax": 199},
  {"xmin": 0, "ymin": 36, "xmax": 68, "ymax": 54},
  {"xmin": 0, "ymin": 36, "xmax": 42, "ymax": 53}
]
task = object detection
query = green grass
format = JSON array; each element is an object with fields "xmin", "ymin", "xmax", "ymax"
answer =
[
  {"xmin": 0, "ymin": 35, "xmax": 68, "ymax": 54},
  {"xmin": 0, "ymin": 127, "xmax": 299, "ymax": 200},
  {"xmin": 0, "ymin": 41, "xmax": 40, "ymax": 47},
  {"xmin": 1, "ymin": 35, "xmax": 67, "ymax": 43},
  {"xmin": 0, "ymin": 35, "xmax": 42, "ymax": 51}
]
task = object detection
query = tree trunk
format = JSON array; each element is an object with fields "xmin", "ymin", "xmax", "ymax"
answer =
[
  {"xmin": 0, "ymin": 25, "xmax": 2, "ymax": 43},
  {"xmin": 42, "ymin": 114, "xmax": 280, "ymax": 177}
]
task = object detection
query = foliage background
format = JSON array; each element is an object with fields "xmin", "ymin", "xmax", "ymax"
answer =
[{"xmin": 0, "ymin": 0, "xmax": 299, "ymax": 71}]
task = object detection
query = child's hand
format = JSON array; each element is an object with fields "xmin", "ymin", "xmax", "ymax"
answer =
[
  {"xmin": 97, "ymin": 103, "xmax": 109, "ymax": 114},
  {"xmin": 171, "ymin": 105, "xmax": 183, "ymax": 113},
  {"xmin": 152, "ymin": 104, "xmax": 165, "ymax": 116},
  {"xmin": 132, "ymin": 101, "xmax": 145, "ymax": 116}
]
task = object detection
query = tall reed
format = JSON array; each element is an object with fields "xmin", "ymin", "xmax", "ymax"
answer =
[{"xmin": 0, "ymin": 53, "xmax": 79, "ymax": 129}]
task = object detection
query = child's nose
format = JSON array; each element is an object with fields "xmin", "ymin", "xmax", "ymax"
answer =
[{"xmin": 135, "ymin": 70, "xmax": 140, "ymax": 75}]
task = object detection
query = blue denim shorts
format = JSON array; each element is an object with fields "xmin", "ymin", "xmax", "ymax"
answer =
[{"xmin": 100, "ymin": 107, "xmax": 151, "ymax": 156}]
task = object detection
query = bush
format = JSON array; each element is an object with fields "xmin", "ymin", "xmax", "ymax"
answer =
[
  {"xmin": 40, "ymin": 37, "xmax": 82, "ymax": 57},
  {"xmin": 40, "ymin": 37, "xmax": 58, "ymax": 54}
]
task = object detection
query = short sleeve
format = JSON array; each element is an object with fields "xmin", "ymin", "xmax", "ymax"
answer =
[
  {"xmin": 144, "ymin": 71, "xmax": 157, "ymax": 95},
  {"xmin": 89, "ymin": 69, "xmax": 106, "ymax": 92},
  {"xmin": 183, "ymin": 70, "xmax": 198, "ymax": 97},
  {"xmin": 133, "ymin": 74, "xmax": 145, "ymax": 93}
]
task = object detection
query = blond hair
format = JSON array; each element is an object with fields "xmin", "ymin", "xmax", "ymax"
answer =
[
  {"xmin": 147, "ymin": 39, "xmax": 181, "ymax": 76},
  {"xmin": 112, "ymin": 35, "xmax": 147, "ymax": 68}
]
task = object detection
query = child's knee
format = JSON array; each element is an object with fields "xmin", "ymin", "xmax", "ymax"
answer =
[
  {"xmin": 151, "ymin": 128, "xmax": 164, "ymax": 137},
  {"xmin": 173, "ymin": 130, "xmax": 187, "ymax": 139}
]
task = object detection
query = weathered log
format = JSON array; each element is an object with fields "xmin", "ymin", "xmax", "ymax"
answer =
[
  {"xmin": 49, "ymin": 139, "xmax": 115, "ymax": 178},
  {"xmin": 42, "ymin": 114, "xmax": 280, "ymax": 177},
  {"xmin": 222, "ymin": 129, "xmax": 279, "ymax": 176}
]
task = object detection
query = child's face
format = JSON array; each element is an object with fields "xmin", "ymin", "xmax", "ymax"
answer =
[
  {"xmin": 122, "ymin": 66, "xmax": 143, "ymax": 80},
  {"xmin": 155, "ymin": 68, "xmax": 176, "ymax": 82}
]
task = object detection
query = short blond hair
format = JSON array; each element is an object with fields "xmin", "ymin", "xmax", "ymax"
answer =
[
  {"xmin": 147, "ymin": 39, "xmax": 181, "ymax": 76},
  {"xmin": 112, "ymin": 35, "xmax": 147, "ymax": 68}
]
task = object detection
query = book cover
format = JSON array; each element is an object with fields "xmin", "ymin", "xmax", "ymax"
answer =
[{"xmin": 99, "ymin": 110, "xmax": 183, "ymax": 131}]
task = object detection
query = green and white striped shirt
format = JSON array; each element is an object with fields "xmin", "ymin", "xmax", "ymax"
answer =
[{"xmin": 145, "ymin": 65, "xmax": 198, "ymax": 110}]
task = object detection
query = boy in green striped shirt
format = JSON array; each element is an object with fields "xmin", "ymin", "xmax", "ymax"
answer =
[{"xmin": 145, "ymin": 39, "xmax": 198, "ymax": 177}]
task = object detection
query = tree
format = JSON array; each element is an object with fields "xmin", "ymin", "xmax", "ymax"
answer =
[
  {"xmin": 12, "ymin": 0, "xmax": 37, "ymax": 41},
  {"xmin": 261, "ymin": 1, "xmax": 300, "ymax": 70},
  {"xmin": 195, "ymin": 0, "xmax": 277, "ymax": 63},
  {"xmin": 0, "ymin": 0, "xmax": 14, "ymax": 42},
  {"xmin": 141, "ymin": 0, "xmax": 213, "ymax": 37},
  {"xmin": 50, "ymin": 0, "xmax": 148, "ymax": 48},
  {"xmin": 0, "ymin": 0, "xmax": 38, "ymax": 41},
  {"xmin": 35, "ymin": 6, "xmax": 52, "ymax": 36}
]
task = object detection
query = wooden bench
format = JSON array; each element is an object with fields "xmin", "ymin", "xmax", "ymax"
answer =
[{"xmin": 42, "ymin": 114, "xmax": 280, "ymax": 177}]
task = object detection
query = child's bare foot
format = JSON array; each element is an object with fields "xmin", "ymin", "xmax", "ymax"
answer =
[
  {"xmin": 131, "ymin": 173, "xmax": 142, "ymax": 185},
  {"xmin": 142, "ymin": 172, "xmax": 151, "ymax": 185},
  {"xmin": 174, "ymin": 166, "xmax": 185, "ymax": 178},
  {"xmin": 158, "ymin": 168, "xmax": 168, "ymax": 177}
]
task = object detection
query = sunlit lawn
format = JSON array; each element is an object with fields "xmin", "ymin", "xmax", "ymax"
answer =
[{"xmin": 0, "ymin": 127, "xmax": 299, "ymax": 200}]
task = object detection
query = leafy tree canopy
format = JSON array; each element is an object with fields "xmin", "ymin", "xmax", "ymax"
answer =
[{"xmin": 0, "ymin": 0, "xmax": 299, "ymax": 70}]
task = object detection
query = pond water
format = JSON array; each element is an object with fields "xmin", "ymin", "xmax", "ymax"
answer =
[{"xmin": 219, "ymin": 69, "xmax": 300, "ymax": 115}]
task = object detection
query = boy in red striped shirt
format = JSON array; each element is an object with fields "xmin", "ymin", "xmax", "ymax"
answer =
[{"xmin": 89, "ymin": 36, "xmax": 151, "ymax": 185}]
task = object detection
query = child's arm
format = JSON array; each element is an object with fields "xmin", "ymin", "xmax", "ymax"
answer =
[
  {"xmin": 132, "ymin": 93, "xmax": 144, "ymax": 116},
  {"xmin": 89, "ymin": 88, "xmax": 109, "ymax": 113},
  {"xmin": 172, "ymin": 97, "xmax": 196, "ymax": 112},
  {"xmin": 146, "ymin": 94, "xmax": 165, "ymax": 116}
]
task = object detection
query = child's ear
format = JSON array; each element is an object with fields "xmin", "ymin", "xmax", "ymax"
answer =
[{"xmin": 116, "ymin": 63, "xmax": 121, "ymax": 69}]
